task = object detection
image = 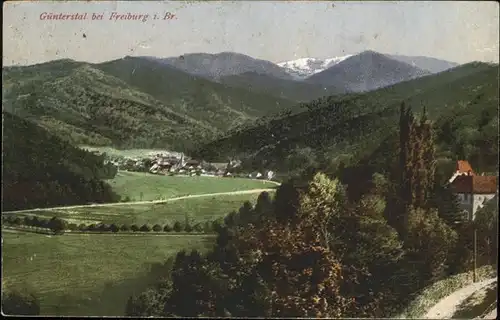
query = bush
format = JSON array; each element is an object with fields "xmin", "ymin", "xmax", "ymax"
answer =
[
  {"xmin": 203, "ymin": 221, "xmax": 212, "ymax": 233},
  {"xmin": 140, "ymin": 224, "xmax": 151, "ymax": 232},
  {"xmin": 78, "ymin": 223, "xmax": 87, "ymax": 231},
  {"xmin": 87, "ymin": 224, "xmax": 97, "ymax": 231},
  {"xmin": 121, "ymin": 224, "xmax": 131, "ymax": 232},
  {"xmin": 163, "ymin": 224, "xmax": 172, "ymax": 232},
  {"xmin": 131, "ymin": 225, "xmax": 139, "ymax": 232},
  {"xmin": 48, "ymin": 217, "xmax": 67, "ymax": 235},
  {"xmin": 38, "ymin": 219, "xmax": 50, "ymax": 229},
  {"xmin": 152, "ymin": 224, "xmax": 162, "ymax": 232},
  {"xmin": 193, "ymin": 223, "xmax": 203, "ymax": 233},
  {"xmin": 184, "ymin": 223, "xmax": 193, "ymax": 233},
  {"xmin": 32, "ymin": 216, "xmax": 40, "ymax": 227},
  {"xmin": 173, "ymin": 221, "xmax": 183, "ymax": 232},
  {"xmin": 68, "ymin": 223, "xmax": 78, "ymax": 231},
  {"xmin": 98, "ymin": 224, "xmax": 111, "ymax": 232},
  {"xmin": 23, "ymin": 216, "xmax": 34, "ymax": 226},
  {"xmin": 122, "ymin": 196, "xmax": 131, "ymax": 203},
  {"xmin": 13, "ymin": 217, "xmax": 22, "ymax": 225},
  {"xmin": 110, "ymin": 224, "xmax": 119, "ymax": 233}
]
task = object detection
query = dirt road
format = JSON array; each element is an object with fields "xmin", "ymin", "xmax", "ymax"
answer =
[
  {"xmin": 3, "ymin": 188, "xmax": 277, "ymax": 214},
  {"xmin": 424, "ymin": 278, "xmax": 497, "ymax": 319}
]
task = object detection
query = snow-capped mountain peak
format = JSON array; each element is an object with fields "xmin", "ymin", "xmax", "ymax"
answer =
[{"xmin": 277, "ymin": 55, "xmax": 353, "ymax": 79}]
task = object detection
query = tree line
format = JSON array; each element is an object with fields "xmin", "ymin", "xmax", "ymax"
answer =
[{"xmin": 3, "ymin": 215, "xmax": 224, "ymax": 235}]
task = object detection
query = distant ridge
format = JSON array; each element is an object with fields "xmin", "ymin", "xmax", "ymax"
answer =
[
  {"xmin": 139, "ymin": 52, "xmax": 294, "ymax": 81},
  {"xmin": 305, "ymin": 50, "xmax": 431, "ymax": 92}
]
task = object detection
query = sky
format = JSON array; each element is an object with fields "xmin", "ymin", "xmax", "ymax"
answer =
[{"xmin": 3, "ymin": 1, "xmax": 499, "ymax": 66}]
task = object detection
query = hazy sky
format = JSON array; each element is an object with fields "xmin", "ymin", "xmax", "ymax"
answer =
[{"xmin": 3, "ymin": 1, "xmax": 499, "ymax": 66}]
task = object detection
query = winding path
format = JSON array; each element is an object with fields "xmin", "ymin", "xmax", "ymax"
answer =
[{"xmin": 3, "ymin": 188, "xmax": 278, "ymax": 214}]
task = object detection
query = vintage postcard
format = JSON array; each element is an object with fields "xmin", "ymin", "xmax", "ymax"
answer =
[{"xmin": 2, "ymin": 0, "xmax": 499, "ymax": 318}]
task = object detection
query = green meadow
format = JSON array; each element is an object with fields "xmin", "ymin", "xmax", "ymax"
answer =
[
  {"xmin": 14, "ymin": 193, "xmax": 270, "ymax": 226},
  {"xmin": 2, "ymin": 230, "xmax": 215, "ymax": 316},
  {"xmin": 107, "ymin": 171, "xmax": 277, "ymax": 201}
]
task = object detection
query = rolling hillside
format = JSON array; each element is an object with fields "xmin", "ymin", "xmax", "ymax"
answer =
[
  {"xmin": 193, "ymin": 62, "xmax": 499, "ymax": 174},
  {"xmin": 2, "ymin": 57, "xmax": 296, "ymax": 150}
]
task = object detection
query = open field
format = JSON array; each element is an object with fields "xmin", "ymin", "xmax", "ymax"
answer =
[
  {"xmin": 10, "ymin": 192, "xmax": 270, "ymax": 226},
  {"xmin": 107, "ymin": 171, "xmax": 278, "ymax": 201},
  {"xmin": 2, "ymin": 230, "xmax": 215, "ymax": 316}
]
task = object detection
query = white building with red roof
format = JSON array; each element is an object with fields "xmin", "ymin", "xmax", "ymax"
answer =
[{"xmin": 449, "ymin": 160, "xmax": 498, "ymax": 219}]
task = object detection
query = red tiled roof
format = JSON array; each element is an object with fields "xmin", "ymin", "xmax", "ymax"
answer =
[
  {"xmin": 451, "ymin": 175, "xmax": 498, "ymax": 194},
  {"xmin": 456, "ymin": 160, "xmax": 475, "ymax": 175}
]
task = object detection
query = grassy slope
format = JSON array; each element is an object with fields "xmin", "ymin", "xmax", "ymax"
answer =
[
  {"xmin": 107, "ymin": 171, "xmax": 277, "ymax": 201},
  {"xmin": 2, "ymin": 57, "xmax": 296, "ymax": 150},
  {"xmin": 395, "ymin": 265, "xmax": 497, "ymax": 319},
  {"xmin": 2, "ymin": 231, "xmax": 214, "ymax": 316},
  {"xmin": 14, "ymin": 193, "xmax": 270, "ymax": 226},
  {"xmin": 194, "ymin": 62, "xmax": 499, "ymax": 170}
]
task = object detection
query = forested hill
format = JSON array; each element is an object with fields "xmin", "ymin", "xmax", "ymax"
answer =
[
  {"xmin": 2, "ymin": 57, "xmax": 296, "ymax": 150},
  {"xmin": 192, "ymin": 62, "xmax": 499, "ymax": 175},
  {"xmin": 2, "ymin": 112, "xmax": 120, "ymax": 211}
]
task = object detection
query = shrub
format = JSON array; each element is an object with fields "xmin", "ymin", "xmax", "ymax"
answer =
[
  {"xmin": 163, "ymin": 224, "xmax": 172, "ymax": 232},
  {"xmin": 110, "ymin": 224, "xmax": 119, "ymax": 233},
  {"xmin": 98, "ymin": 224, "xmax": 111, "ymax": 232},
  {"xmin": 23, "ymin": 216, "xmax": 34, "ymax": 226},
  {"xmin": 5, "ymin": 215, "xmax": 15, "ymax": 224},
  {"xmin": 78, "ymin": 224, "xmax": 87, "ymax": 231},
  {"xmin": 13, "ymin": 217, "xmax": 22, "ymax": 225},
  {"xmin": 131, "ymin": 225, "xmax": 139, "ymax": 232},
  {"xmin": 122, "ymin": 196, "xmax": 131, "ymax": 203},
  {"xmin": 193, "ymin": 223, "xmax": 203, "ymax": 233},
  {"xmin": 38, "ymin": 219, "xmax": 50, "ymax": 229},
  {"xmin": 173, "ymin": 221, "xmax": 183, "ymax": 232},
  {"xmin": 68, "ymin": 223, "xmax": 78, "ymax": 231},
  {"xmin": 121, "ymin": 224, "xmax": 131, "ymax": 232},
  {"xmin": 31, "ymin": 216, "xmax": 40, "ymax": 227},
  {"xmin": 49, "ymin": 217, "xmax": 67, "ymax": 235},
  {"xmin": 87, "ymin": 224, "xmax": 97, "ymax": 231},
  {"xmin": 203, "ymin": 221, "xmax": 212, "ymax": 233},
  {"xmin": 140, "ymin": 224, "xmax": 151, "ymax": 232},
  {"xmin": 152, "ymin": 224, "xmax": 162, "ymax": 232}
]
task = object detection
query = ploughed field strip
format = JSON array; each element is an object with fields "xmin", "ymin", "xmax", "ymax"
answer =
[{"xmin": 7, "ymin": 193, "xmax": 268, "ymax": 226}]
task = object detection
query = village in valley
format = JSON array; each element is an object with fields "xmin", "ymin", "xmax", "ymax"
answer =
[{"xmin": 100, "ymin": 150, "xmax": 275, "ymax": 180}]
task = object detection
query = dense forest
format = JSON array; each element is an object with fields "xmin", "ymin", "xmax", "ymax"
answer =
[
  {"xmin": 193, "ymin": 62, "xmax": 498, "ymax": 176},
  {"xmin": 125, "ymin": 105, "xmax": 498, "ymax": 318},
  {"xmin": 2, "ymin": 112, "xmax": 120, "ymax": 211}
]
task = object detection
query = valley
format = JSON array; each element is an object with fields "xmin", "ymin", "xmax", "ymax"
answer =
[{"xmin": 2, "ymin": 26, "xmax": 498, "ymax": 319}]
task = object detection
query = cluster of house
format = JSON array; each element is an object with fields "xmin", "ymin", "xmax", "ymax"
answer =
[
  {"xmin": 449, "ymin": 160, "xmax": 498, "ymax": 220},
  {"xmin": 105, "ymin": 151, "xmax": 275, "ymax": 180}
]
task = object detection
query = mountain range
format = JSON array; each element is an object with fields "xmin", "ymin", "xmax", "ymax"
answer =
[
  {"xmin": 139, "ymin": 50, "xmax": 458, "ymax": 100},
  {"xmin": 3, "ymin": 50, "xmax": 472, "ymax": 157}
]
